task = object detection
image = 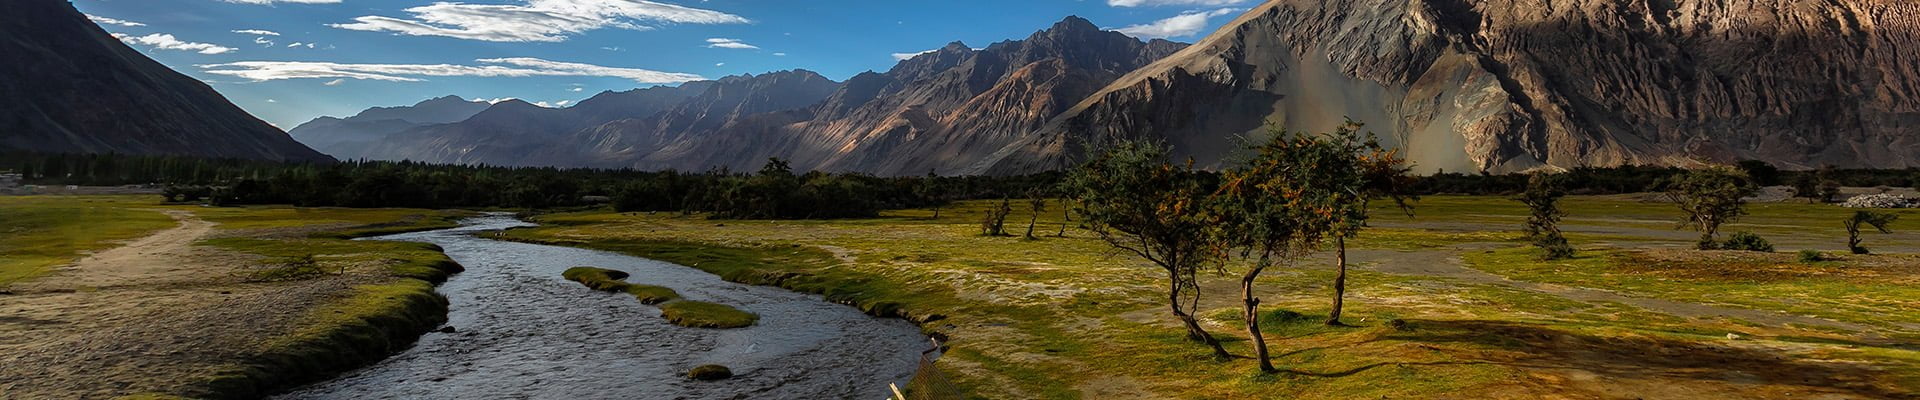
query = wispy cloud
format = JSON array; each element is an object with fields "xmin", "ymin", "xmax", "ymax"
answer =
[
  {"xmin": 233, "ymin": 29, "xmax": 281, "ymax": 36},
  {"xmin": 891, "ymin": 49, "xmax": 936, "ymax": 61},
  {"xmin": 114, "ymin": 33, "xmax": 238, "ymax": 55},
  {"xmin": 323, "ymin": 78, "xmax": 345, "ymax": 86},
  {"xmin": 254, "ymin": 37, "xmax": 276, "ymax": 47},
  {"xmin": 86, "ymin": 14, "xmax": 146, "ymax": 27},
  {"xmin": 332, "ymin": 0, "xmax": 749, "ymax": 42},
  {"xmin": 1107, "ymin": 0, "xmax": 1247, "ymax": 7},
  {"xmin": 705, "ymin": 38, "xmax": 757, "ymax": 49},
  {"xmin": 199, "ymin": 57, "xmax": 705, "ymax": 83},
  {"xmin": 1114, "ymin": 8, "xmax": 1239, "ymax": 38}
]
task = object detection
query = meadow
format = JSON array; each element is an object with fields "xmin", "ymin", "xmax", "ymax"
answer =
[{"xmin": 505, "ymin": 195, "xmax": 1920, "ymax": 399}]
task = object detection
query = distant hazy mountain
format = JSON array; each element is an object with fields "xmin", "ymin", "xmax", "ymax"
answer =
[
  {"xmin": 288, "ymin": 96, "xmax": 490, "ymax": 159},
  {"xmin": 985, "ymin": 0, "xmax": 1920, "ymax": 174},
  {"xmin": 0, "ymin": 0, "xmax": 330, "ymax": 162}
]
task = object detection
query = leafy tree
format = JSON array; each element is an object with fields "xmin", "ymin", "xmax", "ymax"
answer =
[
  {"xmin": 1024, "ymin": 189, "xmax": 1046, "ymax": 239},
  {"xmin": 1063, "ymin": 141, "xmax": 1231, "ymax": 359},
  {"xmin": 1844, "ymin": 211, "xmax": 1899, "ymax": 255},
  {"xmin": 1515, "ymin": 173, "xmax": 1574, "ymax": 260},
  {"xmin": 980, "ymin": 196, "xmax": 1012, "ymax": 236},
  {"xmin": 916, "ymin": 170, "xmax": 948, "ymax": 219},
  {"xmin": 1791, "ymin": 174, "xmax": 1822, "ymax": 204},
  {"xmin": 1210, "ymin": 127, "xmax": 1355, "ymax": 372},
  {"xmin": 1667, "ymin": 166, "xmax": 1759, "ymax": 249},
  {"xmin": 1309, "ymin": 122, "xmax": 1413, "ymax": 326},
  {"xmin": 1735, "ymin": 160, "xmax": 1781, "ymax": 186}
]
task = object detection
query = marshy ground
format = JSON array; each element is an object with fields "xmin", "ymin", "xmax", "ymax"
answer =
[{"xmin": 506, "ymin": 195, "xmax": 1920, "ymax": 399}]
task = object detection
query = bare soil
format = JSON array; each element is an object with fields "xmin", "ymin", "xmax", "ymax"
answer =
[{"xmin": 0, "ymin": 210, "xmax": 385, "ymax": 398}]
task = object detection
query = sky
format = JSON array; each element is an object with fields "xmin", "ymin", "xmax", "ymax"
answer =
[{"xmin": 72, "ymin": 0, "xmax": 1258, "ymax": 130}]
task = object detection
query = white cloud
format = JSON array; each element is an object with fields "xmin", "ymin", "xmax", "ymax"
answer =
[
  {"xmin": 332, "ymin": 0, "xmax": 749, "ymax": 42},
  {"xmin": 323, "ymin": 78, "xmax": 345, "ymax": 86},
  {"xmin": 570, "ymin": 87, "xmax": 584, "ymax": 92},
  {"xmin": 772, "ymin": 52, "xmax": 786, "ymax": 56},
  {"xmin": 86, "ymin": 14, "xmax": 146, "ymax": 27},
  {"xmin": 705, "ymin": 38, "xmax": 757, "ymax": 49},
  {"xmin": 254, "ymin": 37, "xmax": 276, "ymax": 47},
  {"xmin": 199, "ymin": 57, "xmax": 705, "ymax": 84},
  {"xmin": 114, "ymin": 33, "xmax": 239, "ymax": 55},
  {"xmin": 287, "ymin": 42, "xmax": 318, "ymax": 48},
  {"xmin": 1114, "ymin": 8, "xmax": 1239, "ymax": 39},
  {"xmin": 714, "ymin": 62, "xmax": 725, "ymax": 66},
  {"xmin": 1107, "ymin": 0, "xmax": 1247, "ymax": 7},
  {"xmin": 482, "ymin": 97, "xmax": 517, "ymax": 104},
  {"xmin": 891, "ymin": 49, "xmax": 936, "ymax": 61},
  {"xmin": 233, "ymin": 29, "xmax": 280, "ymax": 36},
  {"xmin": 220, "ymin": 0, "xmax": 343, "ymax": 4},
  {"xmin": 266, "ymin": 99, "xmax": 278, "ymax": 103},
  {"xmin": 555, "ymin": 100, "xmax": 573, "ymax": 106}
]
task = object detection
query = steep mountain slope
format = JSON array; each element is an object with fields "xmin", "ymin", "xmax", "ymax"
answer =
[
  {"xmin": 0, "ymin": 0, "xmax": 331, "ymax": 162},
  {"xmin": 628, "ymin": 16, "xmax": 1186, "ymax": 174},
  {"xmin": 986, "ymin": 0, "xmax": 1920, "ymax": 174},
  {"xmin": 288, "ymin": 96, "xmax": 490, "ymax": 159}
]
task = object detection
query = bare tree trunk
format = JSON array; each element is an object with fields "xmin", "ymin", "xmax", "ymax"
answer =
[
  {"xmin": 1242, "ymin": 261, "xmax": 1275, "ymax": 372},
  {"xmin": 1056, "ymin": 206, "xmax": 1069, "ymax": 237},
  {"xmin": 932, "ymin": 207, "xmax": 940, "ymax": 220},
  {"xmin": 1025, "ymin": 212, "xmax": 1038, "ymax": 239},
  {"xmin": 1169, "ymin": 271, "xmax": 1229, "ymax": 359},
  {"xmin": 1326, "ymin": 236, "xmax": 1348, "ymax": 326}
]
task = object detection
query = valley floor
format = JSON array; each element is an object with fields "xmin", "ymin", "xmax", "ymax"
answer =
[
  {"xmin": 0, "ymin": 196, "xmax": 468, "ymax": 398},
  {"xmin": 505, "ymin": 196, "xmax": 1920, "ymax": 399}
]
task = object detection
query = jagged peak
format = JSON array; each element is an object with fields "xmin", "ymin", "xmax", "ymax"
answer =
[{"xmin": 1047, "ymin": 15, "xmax": 1099, "ymax": 34}]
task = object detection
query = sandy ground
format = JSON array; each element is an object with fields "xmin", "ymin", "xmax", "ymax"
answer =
[{"xmin": 0, "ymin": 210, "xmax": 378, "ymax": 398}]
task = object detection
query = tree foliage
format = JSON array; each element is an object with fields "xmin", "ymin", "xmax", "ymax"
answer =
[
  {"xmin": 1666, "ymin": 166, "xmax": 1759, "ymax": 249},
  {"xmin": 1515, "ymin": 173, "xmax": 1574, "ymax": 260},
  {"xmin": 1844, "ymin": 211, "xmax": 1899, "ymax": 255},
  {"xmin": 1063, "ymin": 141, "xmax": 1230, "ymax": 359}
]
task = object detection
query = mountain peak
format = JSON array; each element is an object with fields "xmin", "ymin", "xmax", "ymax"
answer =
[{"xmin": 1048, "ymin": 15, "xmax": 1099, "ymax": 34}]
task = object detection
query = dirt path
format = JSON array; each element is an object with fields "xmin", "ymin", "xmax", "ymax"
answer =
[{"xmin": 14, "ymin": 209, "xmax": 230, "ymax": 292}]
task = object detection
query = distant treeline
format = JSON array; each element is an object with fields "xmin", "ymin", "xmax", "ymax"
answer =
[
  {"xmin": 5, "ymin": 152, "xmax": 1915, "ymax": 214},
  {"xmin": 0, "ymin": 152, "xmax": 1057, "ymax": 217}
]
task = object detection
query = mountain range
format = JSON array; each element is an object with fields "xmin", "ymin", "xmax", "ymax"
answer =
[
  {"xmin": 289, "ymin": 0, "xmax": 1920, "ymax": 174},
  {"xmin": 0, "ymin": 0, "xmax": 330, "ymax": 162}
]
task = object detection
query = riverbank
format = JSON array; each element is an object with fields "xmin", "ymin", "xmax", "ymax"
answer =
[
  {"xmin": 503, "ymin": 196, "xmax": 1920, "ymax": 399},
  {"xmin": 0, "ymin": 195, "xmax": 470, "ymax": 398}
]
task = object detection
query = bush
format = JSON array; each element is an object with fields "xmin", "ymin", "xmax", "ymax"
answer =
[
  {"xmin": 1720, "ymin": 232, "xmax": 1774, "ymax": 252},
  {"xmin": 1797, "ymin": 249, "xmax": 1825, "ymax": 263}
]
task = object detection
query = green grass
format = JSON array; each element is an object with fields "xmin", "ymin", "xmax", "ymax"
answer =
[
  {"xmin": 0, "ymin": 196, "xmax": 177, "ymax": 285},
  {"xmin": 561, "ymin": 266, "xmax": 682, "ymax": 304},
  {"xmin": 501, "ymin": 196, "xmax": 1920, "ymax": 399},
  {"xmin": 658, "ymin": 301, "xmax": 758, "ymax": 329}
]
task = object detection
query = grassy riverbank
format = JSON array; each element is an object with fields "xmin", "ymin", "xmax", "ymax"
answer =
[
  {"xmin": 504, "ymin": 196, "xmax": 1920, "ymax": 399},
  {"xmin": 0, "ymin": 195, "xmax": 471, "ymax": 399}
]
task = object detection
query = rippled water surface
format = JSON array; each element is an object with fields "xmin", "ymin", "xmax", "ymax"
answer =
[{"xmin": 280, "ymin": 214, "xmax": 926, "ymax": 399}]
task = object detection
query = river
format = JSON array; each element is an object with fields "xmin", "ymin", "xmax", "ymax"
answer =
[{"xmin": 278, "ymin": 214, "xmax": 927, "ymax": 399}]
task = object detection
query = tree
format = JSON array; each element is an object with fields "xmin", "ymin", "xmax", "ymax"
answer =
[
  {"xmin": 1792, "ymin": 174, "xmax": 1822, "ymax": 204},
  {"xmin": 1735, "ymin": 160, "xmax": 1781, "ymax": 186},
  {"xmin": 1516, "ymin": 173, "xmax": 1574, "ymax": 260},
  {"xmin": 1024, "ymin": 188, "xmax": 1046, "ymax": 239},
  {"xmin": 1211, "ymin": 127, "xmax": 1361, "ymax": 372},
  {"xmin": 1309, "ymin": 122, "xmax": 1414, "ymax": 326},
  {"xmin": 916, "ymin": 170, "xmax": 947, "ymax": 219},
  {"xmin": 1844, "ymin": 211, "xmax": 1898, "ymax": 255},
  {"xmin": 1667, "ymin": 166, "xmax": 1759, "ymax": 249},
  {"xmin": 1063, "ymin": 141, "xmax": 1231, "ymax": 359},
  {"xmin": 980, "ymin": 196, "xmax": 1012, "ymax": 236}
]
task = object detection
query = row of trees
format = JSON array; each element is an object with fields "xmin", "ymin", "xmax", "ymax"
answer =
[
  {"xmin": 1515, "ymin": 165, "xmax": 1903, "ymax": 258},
  {"xmin": 1064, "ymin": 121, "xmax": 1413, "ymax": 372}
]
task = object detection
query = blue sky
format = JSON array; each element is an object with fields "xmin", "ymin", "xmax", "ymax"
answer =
[{"xmin": 73, "ymin": 0, "xmax": 1254, "ymax": 129}]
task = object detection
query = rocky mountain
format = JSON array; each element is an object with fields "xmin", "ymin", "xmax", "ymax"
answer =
[
  {"xmin": 616, "ymin": 16, "xmax": 1186, "ymax": 174},
  {"xmin": 350, "ymin": 71, "xmax": 836, "ymax": 167},
  {"xmin": 0, "ymin": 0, "xmax": 331, "ymax": 162},
  {"xmin": 984, "ymin": 0, "xmax": 1920, "ymax": 174},
  {"xmin": 288, "ymin": 95, "xmax": 490, "ymax": 159}
]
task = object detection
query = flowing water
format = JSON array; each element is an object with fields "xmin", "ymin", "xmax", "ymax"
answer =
[{"xmin": 279, "ymin": 214, "xmax": 927, "ymax": 399}]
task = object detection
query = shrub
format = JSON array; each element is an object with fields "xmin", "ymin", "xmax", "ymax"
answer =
[
  {"xmin": 1720, "ymin": 232, "xmax": 1774, "ymax": 252},
  {"xmin": 1797, "ymin": 249, "xmax": 1825, "ymax": 263}
]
